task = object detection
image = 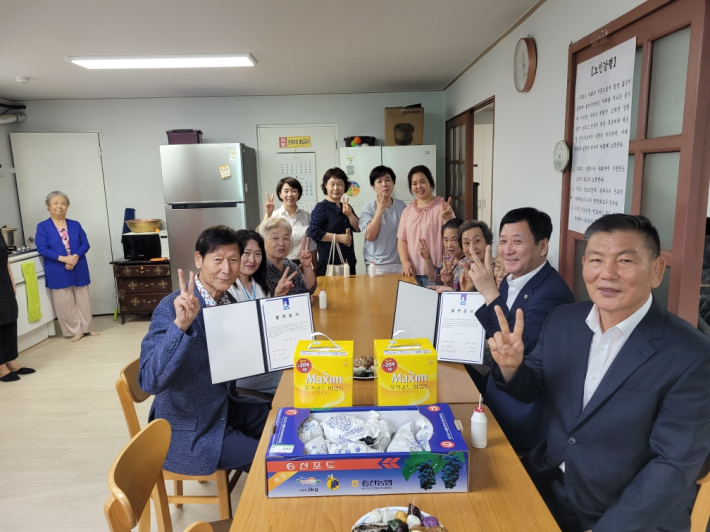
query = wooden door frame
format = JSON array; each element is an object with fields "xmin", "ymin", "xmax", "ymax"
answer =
[
  {"xmin": 558, "ymin": 0, "xmax": 710, "ymax": 324},
  {"xmin": 446, "ymin": 96, "xmax": 495, "ymax": 221}
]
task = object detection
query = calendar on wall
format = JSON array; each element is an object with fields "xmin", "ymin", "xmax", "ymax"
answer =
[{"xmin": 276, "ymin": 152, "xmax": 317, "ymax": 202}]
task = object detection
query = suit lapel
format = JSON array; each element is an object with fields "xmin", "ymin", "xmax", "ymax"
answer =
[
  {"xmin": 572, "ymin": 302, "xmax": 664, "ymax": 429},
  {"xmin": 568, "ymin": 308, "xmax": 594, "ymax": 422},
  {"xmin": 509, "ymin": 262, "xmax": 552, "ymax": 312}
]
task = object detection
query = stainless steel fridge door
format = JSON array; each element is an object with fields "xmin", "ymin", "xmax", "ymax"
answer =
[
  {"xmin": 164, "ymin": 203, "xmax": 247, "ymax": 289},
  {"xmin": 160, "ymin": 143, "xmax": 246, "ymax": 204}
]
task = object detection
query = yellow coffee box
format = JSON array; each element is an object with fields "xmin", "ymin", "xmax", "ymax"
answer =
[
  {"xmin": 293, "ymin": 339, "xmax": 353, "ymax": 408},
  {"xmin": 373, "ymin": 338, "xmax": 438, "ymax": 406}
]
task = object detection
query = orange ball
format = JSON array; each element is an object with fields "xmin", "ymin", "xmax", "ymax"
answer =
[{"xmin": 353, "ymin": 136, "xmax": 362, "ymax": 144}]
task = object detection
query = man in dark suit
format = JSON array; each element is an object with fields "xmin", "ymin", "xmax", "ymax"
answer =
[
  {"xmin": 465, "ymin": 207, "xmax": 574, "ymax": 451},
  {"xmin": 489, "ymin": 214, "xmax": 710, "ymax": 531},
  {"xmin": 140, "ymin": 225, "xmax": 270, "ymax": 476}
]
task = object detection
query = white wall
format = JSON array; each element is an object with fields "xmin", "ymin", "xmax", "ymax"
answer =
[
  {"xmin": 17, "ymin": 92, "xmax": 445, "ymax": 257},
  {"xmin": 0, "ymin": 99, "xmax": 24, "ymax": 243},
  {"xmin": 445, "ymin": 0, "xmax": 646, "ymax": 267}
]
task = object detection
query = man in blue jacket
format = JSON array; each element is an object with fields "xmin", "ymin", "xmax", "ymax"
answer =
[
  {"xmin": 489, "ymin": 214, "xmax": 710, "ymax": 531},
  {"xmin": 466, "ymin": 207, "xmax": 574, "ymax": 451},
  {"xmin": 139, "ymin": 225, "xmax": 270, "ymax": 476}
]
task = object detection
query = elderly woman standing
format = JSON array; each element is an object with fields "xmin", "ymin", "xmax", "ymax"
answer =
[
  {"xmin": 35, "ymin": 191, "xmax": 97, "ymax": 342},
  {"xmin": 260, "ymin": 218, "xmax": 317, "ymax": 297}
]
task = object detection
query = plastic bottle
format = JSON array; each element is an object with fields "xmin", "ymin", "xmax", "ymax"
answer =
[
  {"xmin": 369, "ymin": 262, "xmax": 377, "ymax": 277},
  {"xmin": 470, "ymin": 404, "xmax": 488, "ymax": 449},
  {"xmin": 344, "ymin": 264, "xmax": 350, "ymax": 278},
  {"xmin": 319, "ymin": 289, "xmax": 328, "ymax": 309}
]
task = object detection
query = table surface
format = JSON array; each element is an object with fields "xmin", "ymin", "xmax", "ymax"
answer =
[
  {"xmin": 273, "ymin": 275, "xmax": 479, "ymax": 408},
  {"xmin": 231, "ymin": 275, "xmax": 559, "ymax": 531}
]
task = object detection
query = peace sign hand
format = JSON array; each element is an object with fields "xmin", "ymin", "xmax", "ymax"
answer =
[
  {"xmin": 173, "ymin": 269, "xmax": 199, "ymax": 332},
  {"xmin": 418, "ymin": 238, "xmax": 431, "ymax": 260},
  {"xmin": 467, "ymin": 244, "xmax": 500, "ymax": 304},
  {"xmin": 441, "ymin": 197, "xmax": 454, "ymax": 221},
  {"xmin": 375, "ymin": 193, "xmax": 387, "ymax": 215},
  {"xmin": 488, "ymin": 306, "xmax": 525, "ymax": 381},
  {"xmin": 264, "ymin": 192, "xmax": 275, "ymax": 218},
  {"xmin": 440, "ymin": 254, "xmax": 458, "ymax": 285},
  {"xmin": 299, "ymin": 237, "xmax": 313, "ymax": 268},
  {"xmin": 274, "ymin": 268, "xmax": 298, "ymax": 296},
  {"xmin": 342, "ymin": 195, "xmax": 353, "ymax": 216},
  {"xmin": 459, "ymin": 270, "xmax": 474, "ymax": 292}
]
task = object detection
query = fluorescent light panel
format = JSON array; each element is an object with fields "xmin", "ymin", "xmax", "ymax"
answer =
[{"xmin": 69, "ymin": 54, "xmax": 255, "ymax": 69}]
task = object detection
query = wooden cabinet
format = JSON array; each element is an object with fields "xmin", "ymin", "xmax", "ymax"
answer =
[{"xmin": 111, "ymin": 260, "xmax": 172, "ymax": 324}]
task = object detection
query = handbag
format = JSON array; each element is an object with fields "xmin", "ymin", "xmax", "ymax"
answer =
[{"xmin": 325, "ymin": 233, "xmax": 346, "ymax": 276}]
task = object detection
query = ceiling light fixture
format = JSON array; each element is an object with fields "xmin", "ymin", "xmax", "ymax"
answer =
[{"xmin": 68, "ymin": 53, "xmax": 256, "ymax": 69}]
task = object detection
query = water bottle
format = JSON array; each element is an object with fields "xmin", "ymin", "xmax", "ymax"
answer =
[
  {"xmin": 319, "ymin": 289, "xmax": 328, "ymax": 309},
  {"xmin": 369, "ymin": 262, "xmax": 377, "ymax": 277},
  {"xmin": 470, "ymin": 405, "xmax": 488, "ymax": 449},
  {"xmin": 344, "ymin": 263, "xmax": 350, "ymax": 278}
]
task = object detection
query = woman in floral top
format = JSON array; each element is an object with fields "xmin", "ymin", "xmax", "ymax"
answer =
[{"xmin": 419, "ymin": 218, "xmax": 469, "ymax": 291}]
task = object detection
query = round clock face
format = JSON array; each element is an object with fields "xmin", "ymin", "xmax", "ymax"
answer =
[
  {"xmin": 553, "ymin": 141, "xmax": 570, "ymax": 173},
  {"xmin": 514, "ymin": 39, "xmax": 529, "ymax": 92}
]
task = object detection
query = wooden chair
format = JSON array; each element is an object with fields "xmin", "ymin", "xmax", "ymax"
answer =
[
  {"xmin": 104, "ymin": 418, "xmax": 232, "ymax": 532},
  {"xmin": 691, "ymin": 455, "xmax": 710, "ymax": 532},
  {"xmin": 116, "ymin": 359, "xmax": 241, "ymax": 529}
]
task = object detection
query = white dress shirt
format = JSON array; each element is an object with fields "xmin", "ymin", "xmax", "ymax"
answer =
[
  {"xmin": 505, "ymin": 260, "xmax": 547, "ymax": 309},
  {"xmin": 561, "ymin": 293, "xmax": 653, "ymax": 473},
  {"xmin": 271, "ymin": 205, "xmax": 317, "ymax": 261}
]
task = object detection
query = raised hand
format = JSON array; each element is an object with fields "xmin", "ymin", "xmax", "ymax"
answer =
[
  {"xmin": 375, "ymin": 193, "xmax": 387, "ymax": 216},
  {"xmin": 299, "ymin": 237, "xmax": 313, "ymax": 268},
  {"xmin": 440, "ymin": 253, "xmax": 458, "ymax": 285},
  {"xmin": 488, "ymin": 306, "xmax": 525, "ymax": 381},
  {"xmin": 459, "ymin": 270, "xmax": 474, "ymax": 292},
  {"xmin": 264, "ymin": 192, "xmax": 275, "ymax": 218},
  {"xmin": 274, "ymin": 268, "xmax": 298, "ymax": 296},
  {"xmin": 173, "ymin": 269, "xmax": 199, "ymax": 332},
  {"xmin": 342, "ymin": 195, "xmax": 353, "ymax": 216},
  {"xmin": 467, "ymin": 244, "xmax": 500, "ymax": 304},
  {"xmin": 418, "ymin": 238, "xmax": 431, "ymax": 260},
  {"xmin": 441, "ymin": 197, "xmax": 454, "ymax": 221}
]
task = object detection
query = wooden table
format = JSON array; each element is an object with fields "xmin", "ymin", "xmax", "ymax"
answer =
[
  {"xmin": 273, "ymin": 275, "xmax": 479, "ymax": 407},
  {"xmin": 231, "ymin": 275, "xmax": 560, "ymax": 531}
]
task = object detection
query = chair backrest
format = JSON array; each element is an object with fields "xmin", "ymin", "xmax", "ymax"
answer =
[
  {"xmin": 104, "ymin": 419, "xmax": 172, "ymax": 532},
  {"xmin": 117, "ymin": 358, "xmax": 150, "ymax": 438},
  {"xmin": 691, "ymin": 454, "xmax": 710, "ymax": 532}
]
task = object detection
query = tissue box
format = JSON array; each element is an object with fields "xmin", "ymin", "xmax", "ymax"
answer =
[
  {"xmin": 265, "ymin": 404, "xmax": 468, "ymax": 498},
  {"xmin": 293, "ymin": 340, "xmax": 353, "ymax": 408},
  {"xmin": 374, "ymin": 339, "xmax": 438, "ymax": 406}
]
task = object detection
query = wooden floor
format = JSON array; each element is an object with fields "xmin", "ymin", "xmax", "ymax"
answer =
[{"xmin": 0, "ymin": 315, "xmax": 248, "ymax": 532}]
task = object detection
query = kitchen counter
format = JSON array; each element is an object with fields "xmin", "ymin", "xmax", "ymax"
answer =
[{"xmin": 9, "ymin": 250, "xmax": 39, "ymax": 263}]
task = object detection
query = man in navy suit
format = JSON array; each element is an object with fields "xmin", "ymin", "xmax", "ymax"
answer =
[
  {"xmin": 465, "ymin": 208, "xmax": 574, "ymax": 451},
  {"xmin": 489, "ymin": 214, "xmax": 710, "ymax": 531},
  {"xmin": 139, "ymin": 225, "xmax": 270, "ymax": 476}
]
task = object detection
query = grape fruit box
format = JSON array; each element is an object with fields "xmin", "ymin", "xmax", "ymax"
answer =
[{"xmin": 265, "ymin": 404, "xmax": 469, "ymax": 498}]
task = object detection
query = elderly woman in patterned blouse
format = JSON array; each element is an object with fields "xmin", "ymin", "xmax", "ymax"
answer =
[{"xmin": 260, "ymin": 217, "xmax": 317, "ymax": 297}]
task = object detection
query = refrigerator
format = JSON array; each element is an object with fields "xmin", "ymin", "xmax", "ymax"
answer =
[
  {"xmin": 338, "ymin": 145, "xmax": 437, "ymax": 271},
  {"xmin": 160, "ymin": 143, "xmax": 260, "ymax": 288}
]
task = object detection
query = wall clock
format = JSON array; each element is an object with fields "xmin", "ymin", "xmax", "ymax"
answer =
[
  {"xmin": 514, "ymin": 37, "xmax": 537, "ymax": 93},
  {"xmin": 553, "ymin": 140, "xmax": 570, "ymax": 172}
]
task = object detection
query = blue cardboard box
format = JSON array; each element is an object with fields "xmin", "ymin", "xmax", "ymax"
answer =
[{"xmin": 266, "ymin": 404, "xmax": 469, "ymax": 498}]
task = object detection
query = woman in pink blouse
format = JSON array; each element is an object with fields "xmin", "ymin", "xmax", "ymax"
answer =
[{"xmin": 397, "ymin": 165, "xmax": 454, "ymax": 286}]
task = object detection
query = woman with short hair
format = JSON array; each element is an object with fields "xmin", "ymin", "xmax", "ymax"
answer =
[
  {"xmin": 308, "ymin": 168, "xmax": 360, "ymax": 276},
  {"xmin": 262, "ymin": 177, "xmax": 317, "ymax": 266},
  {"xmin": 260, "ymin": 218, "xmax": 316, "ymax": 297},
  {"xmin": 397, "ymin": 165, "xmax": 454, "ymax": 286},
  {"xmin": 35, "ymin": 191, "xmax": 97, "ymax": 342}
]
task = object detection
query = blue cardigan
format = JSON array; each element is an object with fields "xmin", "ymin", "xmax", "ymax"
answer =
[{"xmin": 35, "ymin": 218, "xmax": 91, "ymax": 289}]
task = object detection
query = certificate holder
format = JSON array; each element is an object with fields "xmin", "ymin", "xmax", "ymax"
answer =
[
  {"xmin": 391, "ymin": 281, "xmax": 486, "ymax": 365},
  {"xmin": 203, "ymin": 293, "xmax": 314, "ymax": 384}
]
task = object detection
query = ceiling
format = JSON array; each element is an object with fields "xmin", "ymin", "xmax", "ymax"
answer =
[{"xmin": 1, "ymin": 0, "xmax": 538, "ymax": 101}]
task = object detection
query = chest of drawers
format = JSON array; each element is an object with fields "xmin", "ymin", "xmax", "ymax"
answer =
[{"xmin": 111, "ymin": 260, "xmax": 172, "ymax": 324}]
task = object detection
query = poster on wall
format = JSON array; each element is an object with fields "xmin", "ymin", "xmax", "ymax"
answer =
[
  {"xmin": 568, "ymin": 37, "xmax": 636, "ymax": 234},
  {"xmin": 276, "ymin": 152, "xmax": 317, "ymax": 203}
]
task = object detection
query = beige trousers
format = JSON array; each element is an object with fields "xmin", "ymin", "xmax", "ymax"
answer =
[{"xmin": 50, "ymin": 286, "xmax": 94, "ymax": 337}]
